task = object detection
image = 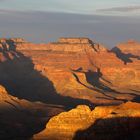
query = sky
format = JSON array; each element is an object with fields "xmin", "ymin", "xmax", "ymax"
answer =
[{"xmin": 0, "ymin": 0, "xmax": 140, "ymax": 47}]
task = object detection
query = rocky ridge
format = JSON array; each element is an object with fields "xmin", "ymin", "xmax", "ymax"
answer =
[{"xmin": 34, "ymin": 101, "xmax": 140, "ymax": 140}]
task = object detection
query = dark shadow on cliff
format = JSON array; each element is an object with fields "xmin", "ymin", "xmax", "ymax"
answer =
[
  {"xmin": 132, "ymin": 96, "xmax": 140, "ymax": 102},
  {"xmin": 71, "ymin": 68, "xmax": 113, "ymax": 92},
  {"xmin": 73, "ymin": 117, "xmax": 140, "ymax": 140},
  {"xmin": 0, "ymin": 95, "xmax": 66, "ymax": 140},
  {"xmin": 71, "ymin": 68, "xmax": 140, "ymax": 103},
  {"xmin": 0, "ymin": 40, "xmax": 93, "ymax": 110},
  {"xmin": 111, "ymin": 47, "xmax": 140, "ymax": 65},
  {"xmin": 0, "ymin": 40, "xmax": 95, "ymax": 139},
  {"xmin": 72, "ymin": 71, "xmax": 128, "ymax": 103},
  {"xmin": 83, "ymin": 69, "xmax": 113, "ymax": 92},
  {"xmin": 131, "ymin": 89, "xmax": 140, "ymax": 93},
  {"xmin": 84, "ymin": 70, "xmax": 140, "ymax": 102},
  {"xmin": 131, "ymin": 90, "xmax": 140, "ymax": 102},
  {"xmin": 0, "ymin": 106, "xmax": 45, "ymax": 140}
]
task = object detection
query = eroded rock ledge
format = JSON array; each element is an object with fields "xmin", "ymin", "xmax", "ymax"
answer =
[
  {"xmin": 0, "ymin": 37, "xmax": 107, "ymax": 52},
  {"xmin": 34, "ymin": 102, "xmax": 140, "ymax": 140}
]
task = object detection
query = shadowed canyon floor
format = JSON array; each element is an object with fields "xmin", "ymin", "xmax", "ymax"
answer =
[{"xmin": 0, "ymin": 37, "xmax": 140, "ymax": 139}]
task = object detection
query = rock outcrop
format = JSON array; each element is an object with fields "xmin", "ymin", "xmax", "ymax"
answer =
[
  {"xmin": 58, "ymin": 37, "xmax": 92, "ymax": 44},
  {"xmin": 15, "ymin": 37, "xmax": 107, "ymax": 52},
  {"xmin": 34, "ymin": 102, "xmax": 140, "ymax": 140},
  {"xmin": 0, "ymin": 85, "xmax": 13, "ymax": 100}
]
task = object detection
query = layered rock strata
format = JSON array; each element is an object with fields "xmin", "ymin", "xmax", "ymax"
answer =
[
  {"xmin": 34, "ymin": 102, "xmax": 140, "ymax": 140},
  {"xmin": 0, "ymin": 37, "xmax": 140, "ymax": 105}
]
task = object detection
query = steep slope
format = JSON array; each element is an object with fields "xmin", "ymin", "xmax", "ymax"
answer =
[
  {"xmin": 34, "ymin": 101, "xmax": 140, "ymax": 140},
  {"xmin": 0, "ymin": 84, "xmax": 64, "ymax": 139}
]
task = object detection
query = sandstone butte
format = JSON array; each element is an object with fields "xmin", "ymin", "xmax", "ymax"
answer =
[{"xmin": 0, "ymin": 37, "xmax": 140, "ymax": 139}]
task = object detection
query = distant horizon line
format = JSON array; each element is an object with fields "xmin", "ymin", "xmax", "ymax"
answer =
[{"xmin": 0, "ymin": 36, "xmax": 139, "ymax": 48}]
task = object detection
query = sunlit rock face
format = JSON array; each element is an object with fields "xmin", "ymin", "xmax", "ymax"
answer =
[
  {"xmin": 0, "ymin": 85, "xmax": 12, "ymax": 100},
  {"xmin": 9, "ymin": 37, "xmax": 139, "ymax": 105},
  {"xmin": 0, "ymin": 37, "xmax": 140, "ymax": 105},
  {"xmin": 111, "ymin": 40, "xmax": 140, "ymax": 90},
  {"xmin": 15, "ymin": 37, "xmax": 107, "ymax": 52},
  {"xmin": 34, "ymin": 102, "xmax": 140, "ymax": 140},
  {"xmin": 116, "ymin": 40, "xmax": 140, "ymax": 56},
  {"xmin": 58, "ymin": 37, "xmax": 92, "ymax": 44}
]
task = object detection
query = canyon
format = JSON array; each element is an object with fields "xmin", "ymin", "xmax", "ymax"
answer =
[{"xmin": 0, "ymin": 37, "xmax": 140, "ymax": 139}]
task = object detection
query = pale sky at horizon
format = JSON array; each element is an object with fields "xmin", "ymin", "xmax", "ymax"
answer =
[
  {"xmin": 0, "ymin": 0, "xmax": 140, "ymax": 48},
  {"xmin": 0, "ymin": 0, "xmax": 140, "ymax": 15}
]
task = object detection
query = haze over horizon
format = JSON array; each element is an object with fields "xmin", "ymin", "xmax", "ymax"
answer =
[{"xmin": 0, "ymin": 0, "xmax": 140, "ymax": 47}]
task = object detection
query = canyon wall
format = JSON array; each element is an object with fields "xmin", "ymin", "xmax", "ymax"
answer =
[{"xmin": 0, "ymin": 37, "xmax": 140, "ymax": 105}]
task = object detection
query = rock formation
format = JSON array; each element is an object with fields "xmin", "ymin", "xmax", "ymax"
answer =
[
  {"xmin": 115, "ymin": 40, "xmax": 140, "ymax": 56},
  {"xmin": 0, "ymin": 37, "xmax": 140, "ymax": 139},
  {"xmin": 0, "ymin": 37, "xmax": 140, "ymax": 106},
  {"xmin": 12, "ymin": 37, "xmax": 140, "ymax": 105},
  {"xmin": 0, "ymin": 85, "xmax": 13, "ymax": 100},
  {"xmin": 112, "ymin": 40, "xmax": 140, "ymax": 64},
  {"xmin": 34, "ymin": 101, "xmax": 140, "ymax": 140},
  {"xmin": 15, "ymin": 37, "xmax": 106, "ymax": 52}
]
